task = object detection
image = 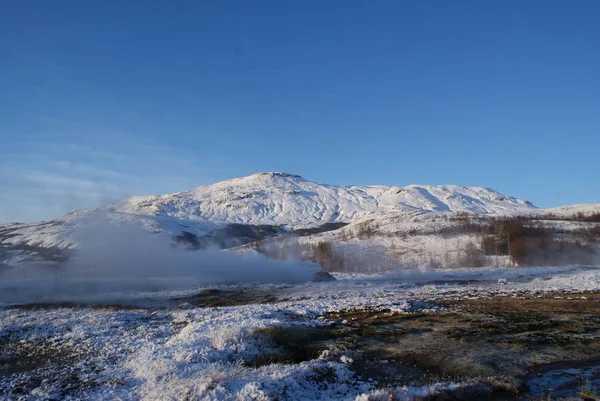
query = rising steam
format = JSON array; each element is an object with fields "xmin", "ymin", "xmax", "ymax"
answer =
[{"xmin": 0, "ymin": 218, "xmax": 319, "ymax": 304}]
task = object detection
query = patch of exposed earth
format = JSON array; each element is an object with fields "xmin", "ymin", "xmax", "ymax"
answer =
[{"xmin": 318, "ymin": 292, "xmax": 600, "ymax": 399}]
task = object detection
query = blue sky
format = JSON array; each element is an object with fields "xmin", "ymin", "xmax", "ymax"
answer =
[{"xmin": 1, "ymin": 1, "xmax": 599, "ymax": 222}]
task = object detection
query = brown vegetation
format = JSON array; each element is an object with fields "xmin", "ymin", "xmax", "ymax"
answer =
[
  {"xmin": 252, "ymin": 212, "xmax": 600, "ymax": 271},
  {"xmin": 452, "ymin": 214, "xmax": 599, "ymax": 267}
]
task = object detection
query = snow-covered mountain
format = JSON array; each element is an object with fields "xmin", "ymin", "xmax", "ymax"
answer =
[
  {"xmin": 109, "ymin": 172, "xmax": 537, "ymax": 228},
  {"xmin": 2, "ymin": 172, "xmax": 598, "ymax": 268}
]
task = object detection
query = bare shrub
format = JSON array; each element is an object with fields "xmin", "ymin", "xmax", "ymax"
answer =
[
  {"xmin": 356, "ymin": 221, "xmax": 378, "ymax": 239},
  {"xmin": 462, "ymin": 240, "xmax": 487, "ymax": 267}
]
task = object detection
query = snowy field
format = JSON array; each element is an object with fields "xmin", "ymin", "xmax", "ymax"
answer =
[{"xmin": 1, "ymin": 265, "xmax": 599, "ymax": 400}]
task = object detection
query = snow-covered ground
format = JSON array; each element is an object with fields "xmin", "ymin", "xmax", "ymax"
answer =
[
  {"xmin": 1, "ymin": 266, "xmax": 598, "ymax": 400},
  {"xmin": 1, "ymin": 173, "xmax": 599, "ymax": 399}
]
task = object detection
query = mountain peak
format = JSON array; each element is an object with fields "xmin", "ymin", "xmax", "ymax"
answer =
[
  {"xmin": 244, "ymin": 172, "xmax": 307, "ymax": 183},
  {"xmin": 108, "ymin": 174, "xmax": 539, "ymax": 230},
  {"xmin": 251, "ymin": 172, "xmax": 304, "ymax": 179},
  {"xmin": 1, "ymin": 173, "xmax": 546, "ymax": 255}
]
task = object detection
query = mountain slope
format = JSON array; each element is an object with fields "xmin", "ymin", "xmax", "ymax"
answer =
[
  {"xmin": 545, "ymin": 203, "xmax": 600, "ymax": 217},
  {"xmin": 108, "ymin": 172, "xmax": 538, "ymax": 229},
  {"xmin": 0, "ymin": 172, "xmax": 559, "ymax": 266}
]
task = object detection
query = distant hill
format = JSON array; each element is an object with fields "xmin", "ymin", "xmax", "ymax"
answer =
[{"xmin": 1, "ymin": 172, "xmax": 598, "ymax": 269}]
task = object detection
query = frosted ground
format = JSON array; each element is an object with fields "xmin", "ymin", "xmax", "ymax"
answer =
[{"xmin": 1, "ymin": 265, "xmax": 599, "ymax": 400}]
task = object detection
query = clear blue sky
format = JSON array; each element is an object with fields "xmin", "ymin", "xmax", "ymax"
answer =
[{"xmin": 1, "ymin": 0, "xmax": 599, "ymax": 222}]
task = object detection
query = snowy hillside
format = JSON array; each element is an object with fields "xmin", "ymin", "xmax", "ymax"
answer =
[
  {"xmin": 109, "ymin": 172, "xmax": 537, "ymax": 229},
  {"xmin": 1, "ymin": 173, "xmax": 535, "ymax": 249},
  {"xmin": 0, "ymin": 209, "xmax": 213, "ymax": 250},
  {"xmin": 545, "ymin": 203, "xmax": 600, "ymax": 216},
  {"xmin": 2, "ymin": 172, "xmax": 598, "ymax": 268}
]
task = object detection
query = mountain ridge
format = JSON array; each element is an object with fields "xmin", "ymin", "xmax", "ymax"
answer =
[
  {"xmin": 106, "ymin": 172, "xmax": 538, "ymax": 229},
  {"xmin": 2, "ymin": 172, "xmax": 599, "ymax": 267}
]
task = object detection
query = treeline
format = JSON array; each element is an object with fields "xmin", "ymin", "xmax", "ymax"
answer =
[
  {"xmin": 451, "ymin": 215, "xmax": 600, "ymax": 266},
  {"xmin": 254, "ymin": 238, "xmax": 394, "ymax": 273},
  {"xmin": 253, "ymin": 237, "xmax": 491, "ymax": 272},
  {"xmin": 252, "ymin": 212, "xmax": 600, "ymax": 271},
  {"xmin": 489, "ymin": 220, "xmax": 596, "ymax": 266},
  {"xmin": 538, "ymin": 212, "xmax": 600, "ymax": 223}
]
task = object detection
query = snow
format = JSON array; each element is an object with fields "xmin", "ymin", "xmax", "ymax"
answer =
[
  {"xmin": 1, "ymin": 173, "xmax": 599, "ymax": 399},
  {"xmin": 111, "ymin": 173, "xmax": 539, "ymax": 229},
  {"xmin": 1, "ymin": 266, "xmax": 599, "ymax": 400},
  {"xmin": 1, "ymin": 172, "xmax": 599, "ymax": 273},
  {"xmin": 1, "ymin": 172, "xmax": 543, "ymax": 252},
  {"xmin": 545, "ymin": 203, "xmax": 600, "ymax": 216}
]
